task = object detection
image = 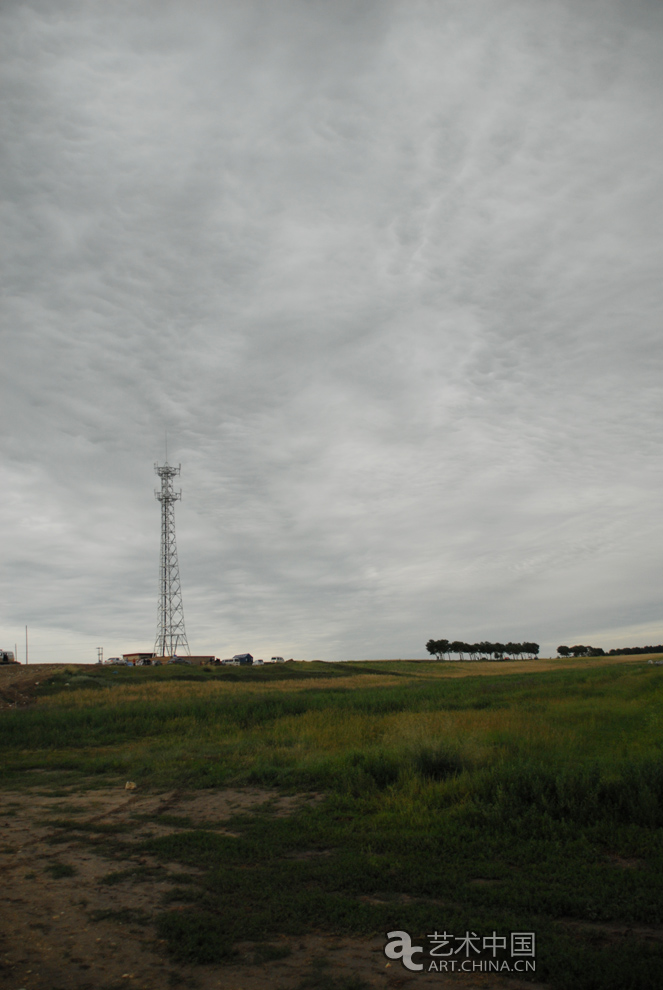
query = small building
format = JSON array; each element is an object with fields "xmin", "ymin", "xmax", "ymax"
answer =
[
  {"xmin": 123, "ymin": 652, "xmax": 155, "ymax": 664},
  {"xmin": 233, "ymin": 654, "xmax": 254, "ymax": 665}
]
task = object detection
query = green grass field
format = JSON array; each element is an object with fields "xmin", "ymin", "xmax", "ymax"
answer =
[{"xmin": 3, "ymin": 658, "xmax": 663, "ymax": 988}]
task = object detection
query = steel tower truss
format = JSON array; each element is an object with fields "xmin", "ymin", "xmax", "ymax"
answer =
[{"xmin": 154, "ymin": 462, "xmax": 190, "ymax": 658}]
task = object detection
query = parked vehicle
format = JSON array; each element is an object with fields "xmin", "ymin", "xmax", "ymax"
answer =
[
  {"xmin": 271, "ymin": 657, "xmax": 285, "ymax": 663},
  {"xmin": 167, "ymin": 657, "xmax": 193, "ymax": 665}
]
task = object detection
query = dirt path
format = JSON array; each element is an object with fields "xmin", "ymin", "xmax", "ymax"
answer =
[
  {"xmin": 0, "ymin": 783, "xmax": 547, "ymax": 990},
  {"xmin": 0, "ymin": 663, "xmax": 64, "ymax": 709}
]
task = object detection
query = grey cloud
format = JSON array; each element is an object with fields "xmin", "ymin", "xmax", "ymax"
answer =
[{"xmin": 1, "ymin": 0, "xmax": 662, "ymax": 662}]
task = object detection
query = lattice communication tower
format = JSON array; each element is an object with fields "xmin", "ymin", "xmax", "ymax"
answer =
[{"xmin": 154, "ymin": 462, "xmax": 190, "ymax": 658}]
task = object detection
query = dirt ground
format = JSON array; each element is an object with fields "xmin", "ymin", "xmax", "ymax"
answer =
[
  {"xmin": 0, "ymin": 781, "xmax": 550, "ymax": 990},
  {"xmin": 0, "ymin": 663, "xmax": 53, "ymax": 709}
]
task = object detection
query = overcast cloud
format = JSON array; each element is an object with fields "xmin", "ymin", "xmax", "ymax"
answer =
[{"xmin": 1, "ymin": 0, "xmax": 662, "ymax": 662}]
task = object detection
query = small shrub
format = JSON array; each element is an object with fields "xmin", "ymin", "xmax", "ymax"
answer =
[
  {"xmin": 45, "ymin": 862, "xmax": 77, "ymax": 878},
  {"xmin": 346, "ymin": 751, "xmax": 401, "ymax": 790},
  {"xmin": 412, "ymin": 744, "xmax": 464, "ymax": 780},
  {"xmin": 253, "ymin": 942, "xmax": 292, "ymax": 963},
  {"xmin": 156, "ymin": 909, "xmax": 237, "ymax": 964}
]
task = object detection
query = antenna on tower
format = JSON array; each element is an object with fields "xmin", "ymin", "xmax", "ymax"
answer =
[{"xmin": 154, "ymin": 460, "xmax": 190, "ymax": 658}]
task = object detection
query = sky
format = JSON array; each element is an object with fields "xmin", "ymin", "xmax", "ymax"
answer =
[{"xmin": 1, "ymin": 0, "xmax": 662, "ymax": 663}]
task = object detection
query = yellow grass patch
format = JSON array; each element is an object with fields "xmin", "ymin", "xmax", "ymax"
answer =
[{"xmin": 38, "ymin": 673, "xmax": 405, "ymax": 709}]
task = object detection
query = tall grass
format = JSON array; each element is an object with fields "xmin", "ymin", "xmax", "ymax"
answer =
[{"xmin": 2, "ymin": 661, "xmax": 661, "ymax": 797}]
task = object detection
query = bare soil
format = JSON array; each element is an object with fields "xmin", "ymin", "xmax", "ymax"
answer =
[
  {"xmin": 0, "ymin": 783, "xmax": 548, "ymax": 990},
  {"xmin": 0, "ymin": 663, "xmax": 54, "ymax": 709}
]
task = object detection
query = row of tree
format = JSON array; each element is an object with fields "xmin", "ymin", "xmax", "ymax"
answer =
[
  {"xmin": 426, "ymin": 641, "xmax": 663, "ymax": 661},
  {"xmin": 426, "ymin": 639, "xmax": 540, "ymax": 661},
  {"xmin": 558, "ymin": 644, "xmax": 663, "ymax": 657},
  {"xmin": 557, "ymin": 645, "xmax": 603, "ymax": 657}
]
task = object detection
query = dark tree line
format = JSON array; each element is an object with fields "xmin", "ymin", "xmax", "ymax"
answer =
[
  {"xmin": 426, "ymin": 639, "xmax": 540, "ymax": 661},
  {"xmin": 557, "ymin": 645, "xmax": 603, "ymax": 657},
  {"xmin": 557, "ymin": 644, "xmax": 663, "ymax": 658}
]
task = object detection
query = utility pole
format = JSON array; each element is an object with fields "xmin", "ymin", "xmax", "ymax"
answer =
[
  {"xmin": 154, "ymin": 460, "xmax": 190, "ymax": 658},
  {"xmin": 97, "ymin": 647, "xmax": 103, "ymax": 665},
  {"xmin": 25, "ymin": 625, "xmax": 28, "ymax": 665}
]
